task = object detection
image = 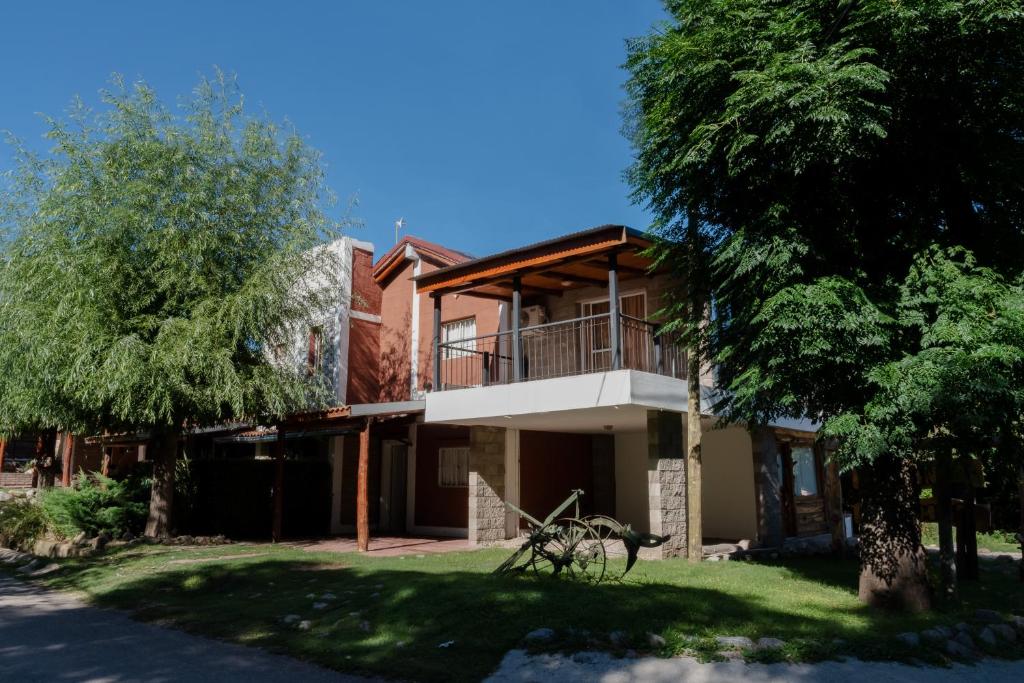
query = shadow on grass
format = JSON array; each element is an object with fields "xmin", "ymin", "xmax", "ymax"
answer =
[{"xmin": 33, "ymin": 546, "xmax": 1024, "ymax": 681}]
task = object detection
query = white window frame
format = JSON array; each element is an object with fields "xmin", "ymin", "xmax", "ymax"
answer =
[
  {"xmin": 442, "ymin": 317, "xmax": 477, "ymax": 359},
  {"xmin": 438, "ymin": 446, "xmax": 470, "ymax": 488},
  {"xmin": 791, "ymin": 446, "xmax": 819, "ymax": 497}
]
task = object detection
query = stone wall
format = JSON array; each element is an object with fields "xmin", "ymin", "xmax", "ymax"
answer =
[
  {"xmin": 468, "ymin": 426, "xmax": 506, "ymax": 545},
  {"xmin": 646, "ymin": 410, "xmax": 688, "ymax": 558}
]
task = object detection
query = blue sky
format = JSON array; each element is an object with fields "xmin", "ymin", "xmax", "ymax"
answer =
[{"xmin": 0, "ymin": 2, "xmax": 666, "ymax": 258}]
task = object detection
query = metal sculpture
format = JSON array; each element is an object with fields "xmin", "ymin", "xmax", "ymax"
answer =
[{"xmin": 493, "ymin": 489, "xmax": 669, "ymax": 583}]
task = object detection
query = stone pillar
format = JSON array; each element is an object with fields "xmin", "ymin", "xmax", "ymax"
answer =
[
  {"xmin": 469, "ymin": 426, "xmax": 506, "ymax": 545},
  {"xmin": 647, "ymin": 410, "xmax": 687, "ymax": 558},
  {"xmin": 752, "ymin": 428, "xmax": 783, "ymax": 548}
]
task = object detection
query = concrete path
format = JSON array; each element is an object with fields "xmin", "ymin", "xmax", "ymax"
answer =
[
  {"xmin": 0, "ymin": 575, "xmax": 372, "ymax": 683},
  {"xmin": 487, "ymin": 649, "xmax": 1024, "ymax": 682}
]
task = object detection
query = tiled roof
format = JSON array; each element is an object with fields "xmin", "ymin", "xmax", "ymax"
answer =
[{"xmin": 372, "ymin": 235, "xmax": 473, "ymax": 282}]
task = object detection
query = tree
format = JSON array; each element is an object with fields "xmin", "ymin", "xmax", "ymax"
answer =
[
  {"xmin": 0, "ymin": 73, "xmax": 344, "ymax": 537},
  {"xmin": 626, "ymin": 1, "xmax": 1024, "ymax": 608}
]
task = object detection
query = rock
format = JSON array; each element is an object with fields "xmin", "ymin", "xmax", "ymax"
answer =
[
  {"xmin": 89, "ymin": 535, "xmax": 107, "ymax": 551},
  {"xmin": 978, "ymin": 627, "xmax": 998, "ymax": 647},
  {"xmin": 756, "ymin": 637, "xmax": 786, "ymax": 650},
  {"xmin": 921, "ymin": 629, "xmax": 947, "ymax": 645},
  {"xmin": 312, "ymin": 602, "xmax": 327, "ymax": 610},
  {"xmin": 737, "ymin": 539, "xmax": 752, "ymax": 550},
  {"xmin": 954, "ymin": 631, "xmax": 975, "ymax": 649},
  {"xmin": 72, "ymin": 532, "xmax": 87, "ymax": 545},
  {"xmin": 955, "ymin": 622, "xmax": 971, "ymax": 633},
  {"xmin": 975, "ymin": 609, "xmax": 1003, "ymax": 623},
  {"xmin": 715, "ymin": 636, "xmax": 754, "ymax": 650},
  {"xmin": 29, "ymin": 563, "xmax": 60, "ymax": 577},
  {"xmin": 609, "ymin": 631, "xmax": 630, "ymax": 647},
  {"xmin": 946, "ymin": 639, "xmax": 973, "ymax": 658},
  {"xmin": 896, "ymin": 632, "xmax": 920, "ymax": 648},
  {"xmin": 991, "ymin": 624, "xmax": 1016, "ymax": 642},
  {"xmin": 281, "ymin": 614, "xmax": 301, "ymax": 625},
  {"xmin": 121, "ymin": 531, "xmax": 134, "ymax": 541},
  {"xmin": 1010, "ymin": 615, "xmax": 1024, "ymax": 631},
  {"xmin": 321, "ymin": 592, "xmax": 337, "ymax": 600},
  {"xmin": 17, "ymin": 559, "xmax": 41, "ymax": 574},
  {"xmin": 298, "ymin": 620, "xmax": 312, "ymax": 631},
  {"xmin": 437, "ymin": 640, "xmax": 455, "ymax": 648},
  {"xmin": 0, "ymin": 491, "xmax": 12, "ymax": 502},
  {"xmin": 934, "ymin": 626, "xmax": 954, "ymax": 638},
  {"xmin": 647, "ymin": 633, "xmax": 666, "ymax": 648},
  {"xmin": 525, "ymin": 628, "xmax": 555, "ymax": 643},
  {"xmin": 305, "ymin": 593, "xmax": 316, "ymax": 599},
  {"xmin": 359, "ymin": 620, "xmax": 371, "ymax": 633}
]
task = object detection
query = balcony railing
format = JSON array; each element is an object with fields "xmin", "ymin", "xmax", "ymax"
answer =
[{"xmin": 435, "ymin": 313, "xmax": 686, "ymax": 390}]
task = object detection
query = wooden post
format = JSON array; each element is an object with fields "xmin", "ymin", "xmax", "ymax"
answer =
[
  {"xmin": 357, "ymin": 418, "xmax": 372, "ymax": 552},
  {"xmin": 101, "ymin": 446, "xmax": 112, "ymax": 477},
  {"xmin": 512, "ymin": 276, "xmax": 522, "ymax": 381},
  {"xmin": 61, "ymin": 434, "xmax": 76, "ymax": 487},
  {"xmin": 822, "ymin": 449, "xmax": 845, "ymax": 556},
  {"xmin": 272, "ymin": 427, "xmax": 285, "ymax": 542},
  {"xmin": 0, "ymin": 438, "xmax": 6, "ymax": 474},
  {"xmin": 432, "ymin": 294, "xmax": 442, "ymax": 390},
  {"xmin": 608, "ymin": 253, "xmax": 621, "ymax": 370}
]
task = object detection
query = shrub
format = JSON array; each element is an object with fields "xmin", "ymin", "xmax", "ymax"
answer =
[
  {"xmin": 0, "ymin": 497, "xmax": 50, "ymax": 550},
  {"xmin": 41, "ymin": 472, "xmax": 150, "ymax": 538}
]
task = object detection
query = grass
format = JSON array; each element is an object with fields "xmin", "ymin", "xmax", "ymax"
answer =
[
  {"xmin": 922, "ymin": 523, "xmax": 1023, "ymax": 554},
  {"xmin": 6, "ymin": 542, "xmax": 1024, "ymax": 681}
]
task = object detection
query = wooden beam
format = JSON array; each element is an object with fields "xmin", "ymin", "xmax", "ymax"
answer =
[
  {"xmin": 0, "ymin": 439, "xmax": 6, "ymax": 475},
  {"xmin": 356, "ymin": 418, "xmax": 372, "ymax": 552},
  {"xmin": 584, "ymin": 258, "xmax": 647, "ymax": 276},
  {"xmin": 272, "ymin": 427, "xmax": 285, "ymax": 542},
  {"xmin": 539, "ymin": 269, "xmax": 609, "ymax": 288}
]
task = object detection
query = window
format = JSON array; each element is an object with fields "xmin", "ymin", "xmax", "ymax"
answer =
[
  {"xmin": 442, "ymin": 317, "xmax": 476, "ymax": 359},
  {"xmin": 438, "ymin": 446, "xmax": 469, "ymax": 487},
  {"xmin": 791, "ymin": 446, "xmax": 819, "ymax": 496},
  {"xmin": 307, "ymin": 327, "xmax": 324, "ymax": 375}
]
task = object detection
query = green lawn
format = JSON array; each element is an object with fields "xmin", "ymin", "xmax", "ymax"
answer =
[
  {"xmin": 922, "ymin": 523, "xmax": 1023, "ymax": 554},
  {"xmin": 8, "ymin": 542, "xmax": 1024, "ymax": 681}
]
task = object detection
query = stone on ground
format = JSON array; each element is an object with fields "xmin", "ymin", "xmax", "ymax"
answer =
[
  {"xmin": 896, "ymin": 632, "xmax": 920, "ymax": 648},
  {"xmin": 525, "ymin": 628, "xmax": 555, "ymax": 643},
  {"xmin": 975, "ymin": 609, "xmax": 1002, "ymax": 623},
  {"xmin": 715, "ymin": 636, "xmax": 754, "ymax": 650},
  {"xmin": 756, "ymin": 637, "xmax": 786, "ymax": 650},
  {"xmin": 646, "ymin": 633, "xmax": 666, "ymax": 648},
  {"xmin": 977, "ymin": 628, "xmax": 997, "ymax": 647}
]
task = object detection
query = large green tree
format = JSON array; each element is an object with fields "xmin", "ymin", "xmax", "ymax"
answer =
[
  {"xmin": 0, "ymin": 73, "xmax": 343, "ymax": 536},
  {"xmin": 626, "ymin": 0, "xmax": 1024, "ymax": 609}
]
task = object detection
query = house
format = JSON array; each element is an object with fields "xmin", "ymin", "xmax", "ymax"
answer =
[{"xmin": 317, "ymin": 226, "xmax": 841, "ymax": 555}]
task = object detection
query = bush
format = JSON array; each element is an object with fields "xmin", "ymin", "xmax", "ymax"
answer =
[
  {"xmin": 41, "ymin": 472, "xmax": 150, "ymax": 538},
  {"xmin": 0, "ymin": 497, "xmax": 50, "ymax": 550}
]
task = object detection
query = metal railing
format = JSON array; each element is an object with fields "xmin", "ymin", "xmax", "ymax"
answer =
[{"xmin": 435, "ymin": 313, "xmax": 686, "ymax": 390}]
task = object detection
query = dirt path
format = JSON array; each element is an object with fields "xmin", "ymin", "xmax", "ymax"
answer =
[
  {"xmin": 0, "ymin": 575, "xmax": 374, "ymax": 682},
  {"xmin": 487, "ymin": 649, "xmax": 1024, "ymax": 682}
]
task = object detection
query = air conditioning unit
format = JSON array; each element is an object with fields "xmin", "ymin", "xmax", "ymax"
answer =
[{"xmin": 521, "ymin": 305, "xmax": 548, "ymax": 328}]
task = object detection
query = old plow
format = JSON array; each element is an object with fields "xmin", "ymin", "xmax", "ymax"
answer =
[{"xmin": 493, "ymin": 489, "xmax": 669, "ymax": 583}]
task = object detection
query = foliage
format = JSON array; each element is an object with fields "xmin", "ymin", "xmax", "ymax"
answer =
[
  {"xmin": 625, "ymin": 0, "xmax": 1024, "ymax": 442},
  {"xmin": 0, "ymin": 497, "xmax": 51, "ymax": 550},
  {"xmin": 40, "ymin": 472, "xmax": 151, "ymax": 538},
  {"xmin": 0, "ymin": 70, "xmax": 346, "ymax": 437}
]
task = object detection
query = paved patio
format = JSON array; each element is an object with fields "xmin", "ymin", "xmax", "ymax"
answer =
[{"xmin": 290, "ymin": 535, "xmax": 472, "ymax": 557}]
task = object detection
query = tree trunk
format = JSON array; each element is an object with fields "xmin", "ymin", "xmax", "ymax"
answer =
[
  {"xmin": 686, "ymin": 350, "xmax": 703, "ymax": 562},
  {"xmin": 857, "ymin": 455, "xmax": 931, "ymax": 612},
  {"xmin": 935, "ymin": 449, "xmax": 957, "ymax": 597},
  {"xmin": 956, "ymin": 472, "xmax": 979, "ymax": 581},
  {"xmin": 145, "ymin": 427, "xmax": 179, "ymax": 538}
]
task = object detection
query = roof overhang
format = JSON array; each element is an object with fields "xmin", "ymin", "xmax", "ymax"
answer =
[{"xmin": 412, "ymin": 224, "xmax": 657, "ymax": 299}]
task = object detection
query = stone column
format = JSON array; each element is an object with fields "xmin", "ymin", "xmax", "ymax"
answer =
[
  {"xmin": 647, "ymin": 410, "xmax": 688, "ymax": 558},
  {"xmin": 469, "ymin": 426, "xmax": 506, "ymax": 545}
]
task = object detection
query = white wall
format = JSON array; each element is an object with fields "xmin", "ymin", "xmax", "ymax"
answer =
[
  {"xmin": 613, "ymin": 431, "xmax": 651, "ymax": 533},
  {"xmin": 701, "ymin": 426, "xmax": 757, "ymax": 541}
]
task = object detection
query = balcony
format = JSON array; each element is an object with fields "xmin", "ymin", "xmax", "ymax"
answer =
[{"xmin": 435, "ymin": 312, "xmax": 686, "ymax": 390}]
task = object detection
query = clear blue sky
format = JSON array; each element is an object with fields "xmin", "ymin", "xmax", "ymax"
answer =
[{"xmin": 0, "ymin": 1, "xmax": 666, "ymax": 258}]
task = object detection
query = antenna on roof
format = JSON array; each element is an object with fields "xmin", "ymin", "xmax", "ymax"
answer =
[{"xmin": 394, "ymin": 217, "xmax": 406, "ymax": 245}]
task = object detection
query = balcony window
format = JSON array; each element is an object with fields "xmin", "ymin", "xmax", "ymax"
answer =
[{"xmin": 442, "ymin": 317, "xmax": 476, "ymax": 359}]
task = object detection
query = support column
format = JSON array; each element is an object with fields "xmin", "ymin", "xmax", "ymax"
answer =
[
  {"xmin": 271, "ymin": 427, "xmax": 285, "ymax": 542},
  {"xmin": 357, "ymin": 418, "xmax": 372, "ymax": 552},
  {"xmin": 608, "ymin": 253, "xmax": 621, "ymax": 370},
  {"xmin": 511, "ymin": 276, "xmax": 522, "ymax": 381},
  {"xmin": 469, "ymin": 426, "xmax": 506, "ymax": 545},
  {"xmin": 0, "ymin": 439, "xmax": 6, "ymax": 475},
  {"xmin": 647, "ymin": 410, "xmax": 687, "ymax": 558},
  {"xmin": 432, "ymin": 294, "xmax": 442, "ymax": 391}
]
